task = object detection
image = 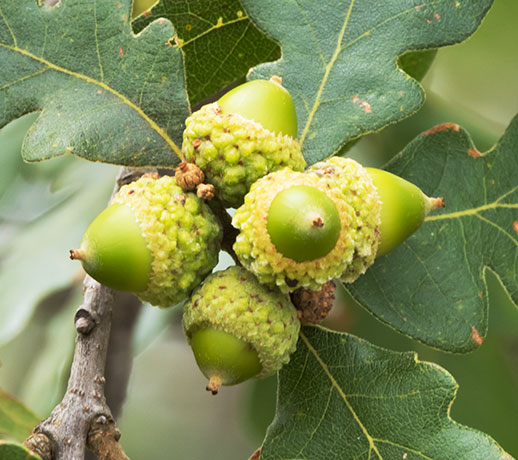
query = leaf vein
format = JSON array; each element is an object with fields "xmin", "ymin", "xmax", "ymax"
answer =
[
  {"xmin": 0, "ymin": 67, "xmax": 49, "ymax": 91},
  {"xmin": 300, "ymin": 331, "xmax": 383, "ymax": 460},
  {"xmin": 0, "ymin": 4, "xmax": 17, "ymax": 47},
  {"xmin": 0, "ymin": 42, "xmax": 182, "ymax": 158},
  {"xmin": 176, "ymin": 15, "xmax": 249, "ymax": 49}
]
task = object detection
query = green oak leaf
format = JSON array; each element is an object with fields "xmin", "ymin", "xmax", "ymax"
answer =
[
  {"xmin": 243, "ymin": 0, "xmax": 493, "ymax": 165},
  {"xmin": 260, "ymin": 327, "xmax": 513, "ymax": 460},
  {"xmin": 133, "ymin": 0, "xmax": 281, "ymax": 107},
  {"xmin": 348, "ymin": 116, "xmax": 518, "ymax": 352},
  {"xmin": 0, "ymin": 0, "xmax": 188, "ymax": 166},
  {"xmin": 0, "ymin": 390, "xmax": 39, "ymax": 442},
  {"xmin": 0, "ymin": 441, "xmax": 41, "ymax": 460}
]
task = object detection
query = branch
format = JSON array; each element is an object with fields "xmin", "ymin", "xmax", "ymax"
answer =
[
  {"xmin": 25, "ymin": 167, "xmax": 154, "ymax": 460},
  {"xmin": 208, "ymin": 198, "xmax": 240, "ymax": 264}
]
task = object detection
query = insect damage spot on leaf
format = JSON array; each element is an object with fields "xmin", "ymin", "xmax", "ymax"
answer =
[
  {"xmin": 468, "ymin": 148, "xmax": 482, "ymax": 158},
  {"xmin": 434, "ymin": 13, "xmax": 441, "ymax": 21},
  {"xmin": 513, "ymin": 221, "xmax": 518, "ymax": 235},
  {"xmin": 424, "ymin": 123, "xmax": 460, "ymax": 135},
  {"xmin": 471, "ymin": 326, "xmax": 483, "ymax": 346}
]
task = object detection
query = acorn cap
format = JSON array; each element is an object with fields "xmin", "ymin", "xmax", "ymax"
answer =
[
  {"xmin": 110, "ymin": 175, "xmax": 222, "ymax": 307},
  {"xmin": 308, "ymin": 158, "xmax": 382, "ymax": 283},
  {"xmin": 182, "ymin": 103, "xmax": 305, "ymax": 208},
  {"xmin": 182, "ymin": 266, "xmax": 300, "ymax": 378},
  {"xmin": 232, "ymin": 169, "xmax": 357, "ymax": 292}
]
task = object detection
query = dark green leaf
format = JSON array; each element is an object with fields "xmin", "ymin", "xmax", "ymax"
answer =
[
  {"xmin": 0, "ymin": 441, "xmax": 41, "ymax": 460},
  {"xmin": 335, "ymin": 273, "xmax": 518, "ymax": 457},
  {"xmin": 0, "ymin": 390, "xmax": 39, "ymax": 442},
  {"xmin": 0, "ymin": 0, "xmax": 187, "ymax": 166},
  {"xmin": 261, "ymin": 327, "xmax": 513, "ymax": 460},
  {"xmin": 243, "ymin": 0, "xmax": 493, "ymax": 165},
  {"xmin": 348, "ymin": 115, "xmax": 518, "ymax": 352},
  {"xmin": 133, "ymin": 0, "xmax": 281, "ymax": 107}
]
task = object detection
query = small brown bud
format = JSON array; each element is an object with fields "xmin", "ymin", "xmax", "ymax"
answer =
[
  {"xmin": 291, "ymin": 281, "xmax": 336, "ymax": 325},
  {"xmin": 24, "ymin": 433, "xmax": 54, "ymax": 460},
  {"xmin": 175, "ymin": 162, "xmax": 205, "ymax": 191},
  {"xmin": 196, "ymin": 183, "xmax": 215, "ymax": 200}
]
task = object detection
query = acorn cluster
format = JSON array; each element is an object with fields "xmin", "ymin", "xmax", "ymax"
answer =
[{"xmin": 71, "ymin": 78, "xmax": 442, "ymax": 394}]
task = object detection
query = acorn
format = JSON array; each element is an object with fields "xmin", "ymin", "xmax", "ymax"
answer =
[
  {"xmin": 182, "ymin": 78, "xmax": 306, "ymax": 207},
  {"xmin": 232, "ymin": 168, "xmax": 358, "ymax": 292},
  {"xmin": 70, "ymin": 175, "xmax": 222, "ymax": 307},
  {"xmin": 233, "ymin": 158, "xmax": 443, "ymax": 291},
  {"xmin": 182, "ymin": 266, "xmax": 300, "ymax": 394}
]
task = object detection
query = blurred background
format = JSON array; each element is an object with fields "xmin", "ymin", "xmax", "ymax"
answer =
[{"xmin": 0, "ymin": 0, "xmax": 517, "ymax": 458}]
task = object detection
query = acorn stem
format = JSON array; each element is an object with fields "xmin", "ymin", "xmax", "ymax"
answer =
[
  {"xmin": 206, "ymin": 376, "xmax": 222, "ymax": 395},
  {"xmin": 425, "ymin": 196, "xmax": 445, "ymax": 214},
  {"xmin": 69, "ymin": 249, "xmax": 84, "ymax": 260}
]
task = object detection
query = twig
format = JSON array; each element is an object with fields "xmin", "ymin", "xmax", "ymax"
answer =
[
  {"xmin": 208, "ymin": 198, "xmax": 240, "ymax": 264},
  {"xmin": 24, "ymin": 167, "xmax": 153, "ymax": 460}
]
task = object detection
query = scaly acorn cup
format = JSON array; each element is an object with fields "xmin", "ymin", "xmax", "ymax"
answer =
[
  {"xmin": 70, "ymin": 175, "xmax": 222, "ymax": 307},
  {"xmin": 182, "ymin": 266, "xmax": 300, "ymax": 394},
  {"xmin": 309, "ymin": 157, "xmax": 444, "ymax": 271},
  {"xmin": 181, "ymin": 78, "xmax": 306, "ymax": 208},
  {"xmin": 308, "ymin": 158, "xmax": 382, "ymax": 283},
  {"xmin": 232, "ymin": 169, "xmax": 359, "ymax": 292}
]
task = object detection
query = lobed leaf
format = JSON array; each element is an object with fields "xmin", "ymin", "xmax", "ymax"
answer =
[
  {"xmin": 261, "ymin": 327, "xmax": 514, "ymax": 460},
  {"xmin": 348, "ymin": 116, "xmax": 518, "ymax": 352},
  {"xmin": 0, "ymin": 0, "xmax": 188, "ymax": 166},
  {"xmin": 133, "ymin": 0, "xmax": 281, "ymax": 107},
  {"xmin": 243, "ymin": 0, "xmax": 493, "ymax": 165}
]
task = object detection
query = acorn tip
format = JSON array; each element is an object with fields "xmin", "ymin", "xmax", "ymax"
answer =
[
  {"xmin": 206, "ymin": 376, "xmax": 222, "ymax": 395},
  {"xmin": 431, "ymin": 197, "xmax": 445, "ymax": 209},
  {"xmin": 69, "ymin": 249, "xmax": 83, "ymax": 260}
]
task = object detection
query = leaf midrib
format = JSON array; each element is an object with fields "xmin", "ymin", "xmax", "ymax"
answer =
[
  {"xmin": 298, "ymin": 1, "xmax": 435, "ymax": 149},
  {"xmin": 300, "ymin": 331, "xmax": 437, "ymax": 460},
  {"xmin": 0, "ymin": 42, "xmax": 183, "ymax": 158}
]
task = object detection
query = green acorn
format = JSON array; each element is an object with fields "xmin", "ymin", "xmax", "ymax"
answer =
[
  {"xmin": 70, "ymin": 174, "xmax": 222, "ymax": 307},
  {"xmin": 183, "ymin": 266, "xmax": 300, "ymax": 394},
  {"xmin": 182, "ymin": 78, "xmax": 306, "ymax": 207},
  {"xmin": 232, "ymin": 168, "xmax": 359, "ymax": 292},
  {"xmin": 233, "ymin": 158, "xmax": 443, "ymax": 291}
]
